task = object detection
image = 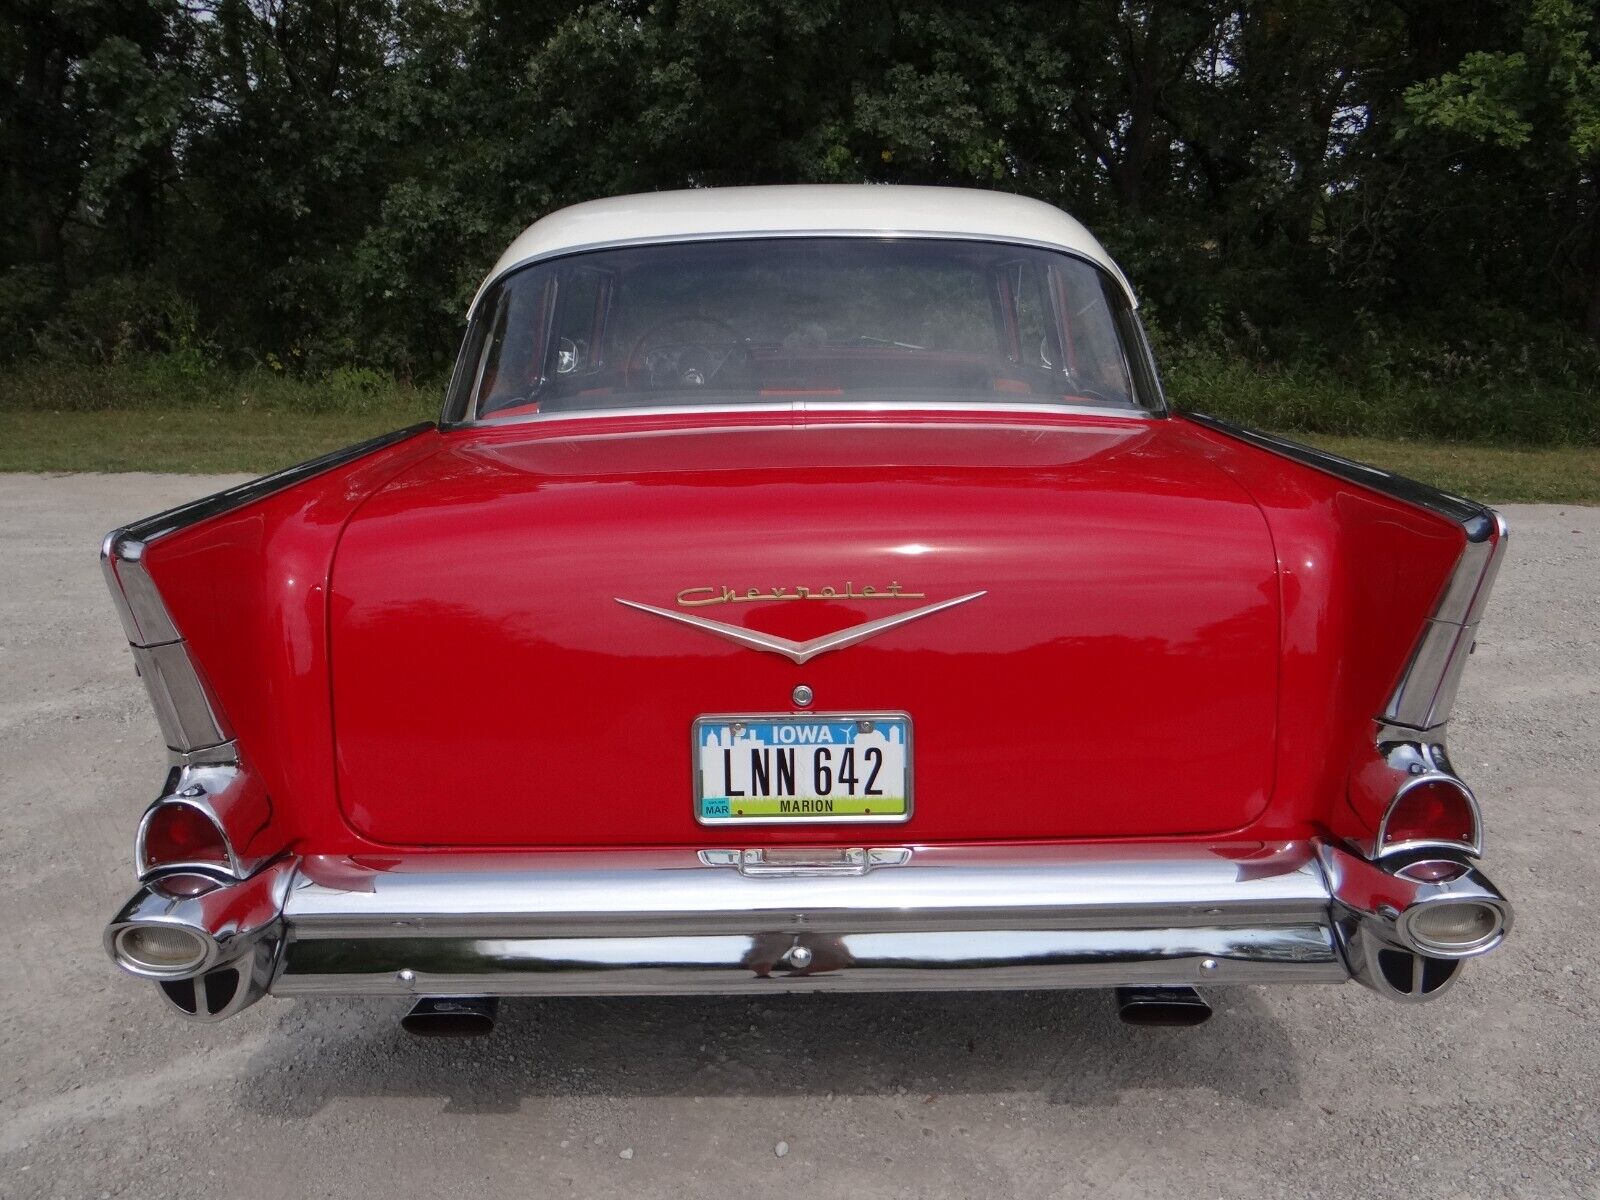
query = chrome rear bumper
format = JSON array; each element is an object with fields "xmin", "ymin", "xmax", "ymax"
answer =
[{"xmin": 104, "ymin": 839, "xmax": 1510, "ymax": 1020}]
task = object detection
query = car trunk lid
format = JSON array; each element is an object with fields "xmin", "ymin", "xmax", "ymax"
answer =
[{"xmin": 329, "ymin": 412, "xmax": 1278, "ymax": 846}]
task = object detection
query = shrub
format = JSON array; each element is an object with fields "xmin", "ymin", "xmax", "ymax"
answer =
[
  {"xmin": 0, "ymin": 267, "xmax": 58, "ymax": 359},
  {"xmin": 32, "ymin": 276, "xmax": 212, "ymax": 367},
  {"xmin": 1148, "ymin": 304, "xmax": 1600, "ymax": 447}
]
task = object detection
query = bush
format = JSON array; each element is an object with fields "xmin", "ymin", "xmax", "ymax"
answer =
[
  {"xmin": 0, "ymin": 267, "xmax": 58, "ymax": 359},
  {"xmin": 31, "ymin": 275, "xmax": 212, "ymax": 367},
  {"xmin": 314, "ymin": 365, "xmax": 403, "ymax": 414},
  {"xmin": 1150, "ymin": 307, "xmax": 1600, "ymax": 447}
]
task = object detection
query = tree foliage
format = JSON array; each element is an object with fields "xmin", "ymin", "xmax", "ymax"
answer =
[{"xmin": 2, "ymin": 0, "xmax": 1598, "ymax": 380}]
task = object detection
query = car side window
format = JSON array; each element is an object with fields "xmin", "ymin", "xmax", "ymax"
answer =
[
  {"xmin": 1002, "ymin": 259, "xmax": 1061, "ymax": 371},
  {"xmin": 471, "ymin": 275, "xmax": 556, "ymax": 414},
  {"xmin": 551, "ymin": 267, "xmax": 613, "ymax": 380},
  {"xmin": 1052, "ymin": 258, "xmax": 1135, "ymax": 406}
]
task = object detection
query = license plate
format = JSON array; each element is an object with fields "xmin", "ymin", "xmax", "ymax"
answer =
[{"xmin": 693, "ymin": 713, "xmax": 912, "ymax": 824}]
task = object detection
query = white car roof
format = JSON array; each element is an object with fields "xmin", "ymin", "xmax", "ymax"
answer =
[{"xmin": 471, "ymin": 184, "xmax": 1135, "ymax": 313}]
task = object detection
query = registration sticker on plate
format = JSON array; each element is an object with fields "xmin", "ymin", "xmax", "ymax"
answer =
[{"xmin": 693, "ymin": 713, "xmax": 912, "ymax": 824}]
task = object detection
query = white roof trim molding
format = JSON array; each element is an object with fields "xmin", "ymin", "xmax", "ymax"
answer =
[{"xmin": 469, "ymin": 184, "xmax": 1135, "ymax": 314}]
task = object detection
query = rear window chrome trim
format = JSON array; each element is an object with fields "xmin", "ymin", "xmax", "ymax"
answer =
[{"xmin": 460, "ymin": 397, "xmax": 1159, "ymax": 431}]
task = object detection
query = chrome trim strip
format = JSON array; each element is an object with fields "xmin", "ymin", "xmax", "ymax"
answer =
[
  {"xmin": 1382, "ymin": 510, "xmax": 1510, "ymax": 730},
  {"xmin": 616, "ymin": 592, "xmax": 986, "ymax": 664},
  {"xmin": 471, "ymin": 398, "xmax": 1156, "ymax": 431},
  {"xmin": 1387, "ymin": 620, "xmax": 1472, "ymax": 725},
  {"xmin": 698, "ymin": 847, "xmax": 915, "ymax": 876},
  {"xmin": 1180, "ymin": 413, "xmax": 1497, "ymax": 540},
  {"xmin": 130, "ymin": 643, "xmax": 232, "ymax": 752},
  {"xmin": 99, "ymin": 540, "xmax": 181, "ymax": 646},
  {"xmin": 1434, "ymin": 510, "xmax": 1511, "ymax": 624},
  {"xmin": 280, "ymin": 842, "xmax": 1336, "ymax": 939},
  {"xmin": 274, "ymin": 925, "xmax": 1344, "ymax": 997},
  {"xmin": 166, "ymin": 742, "xmax": 243, "ymax": 770}
]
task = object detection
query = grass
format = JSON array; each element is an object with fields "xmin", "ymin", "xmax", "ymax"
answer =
[
  {"xmin": 0, "ymin": 407, "xmax": 433, "ymax": 474},
  {"xmin": 1294, "ymin": 435, "xmax": 1600, "ymax": 504},
  {"xmin": 4, "ymin": 406, "xmax": 1595, "ymax": 502},
  {"xmin": 1, "ymin": 360, "xmax": 1596, "ymax": 502},
  {"xmin": 0, "ymin": 359, "xmax": 436, "ymax": 473}
]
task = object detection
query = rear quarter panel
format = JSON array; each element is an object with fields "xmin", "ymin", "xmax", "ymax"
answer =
[
  {"xmin": 136, "ymin": 431, "xmax": 444, "ymax": 852},
  {"xmin": 1179, "ymin": 419, "xmax": 1468, "ymax": 842}
]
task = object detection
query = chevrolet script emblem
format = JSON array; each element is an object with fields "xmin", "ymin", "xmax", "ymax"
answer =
[{"xmin": 615, "ymin": 589, "xmax": 985, "ymax": 664}]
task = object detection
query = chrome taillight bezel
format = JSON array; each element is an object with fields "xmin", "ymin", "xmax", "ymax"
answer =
[
  {"xmin": 1375, "ymin": 770, "xmax": 1483, "ymax": 860},
  {"xmin": 136, "ymin": 795, "xmax": 241, "ymax": 882}
]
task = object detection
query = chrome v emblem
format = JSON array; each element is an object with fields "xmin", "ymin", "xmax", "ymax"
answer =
[{"xmin": 615, "ymin": 592, "xmax": 986, "ymax": 664}]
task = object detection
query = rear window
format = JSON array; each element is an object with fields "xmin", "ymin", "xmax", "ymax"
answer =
[{"xmin": 450, "ymin": 237, "xmax": 1156, "ymax": 422}]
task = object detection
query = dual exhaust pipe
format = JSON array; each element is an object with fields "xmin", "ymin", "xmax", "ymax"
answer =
[
  {"xmin": 1114, "ymin": 985, "xmax": 1213, "ymax": 1026},
  {"xmin": 398, "ymin": 989, "xmax": 1210, "ymax": 1035},
  {"xmin": 401, "ymin": 995, "xmax": 499, "ymax": 1036}
]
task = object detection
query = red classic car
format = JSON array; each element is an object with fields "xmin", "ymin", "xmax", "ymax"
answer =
[{"xmin": 102, "ymin": 185, "xmax": 1510, "ymax": 1032}]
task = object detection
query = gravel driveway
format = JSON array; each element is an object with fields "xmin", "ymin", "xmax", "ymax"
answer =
[{"xmin": 1, "ymin": 473, "xmax": 1595, "ymax": 1200}]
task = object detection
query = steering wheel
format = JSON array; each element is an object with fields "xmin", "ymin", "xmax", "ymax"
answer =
[
  {"xmin": 1064, "ymin": 384, "xmax": 1128, "ymax": 406},
  {"xmin": 624, "ymin": 316, "xmax": 745, "ymax": 390}
]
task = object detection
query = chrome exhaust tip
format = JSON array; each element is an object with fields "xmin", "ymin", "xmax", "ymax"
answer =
[
  {"xmin": 1114, "ymin": 985, "xmax": 1213, "ymax": 1026},
  {"xmin": 104, "ymin": 862, "xmax": 291, "ymax": 1022},
  {"xmin": 401, "ymin": 996, "xmax": 499, "ymax": 1036},
  {"xmin": 112, "ymin": 921, "xmax": 214, "ymax": 977}
]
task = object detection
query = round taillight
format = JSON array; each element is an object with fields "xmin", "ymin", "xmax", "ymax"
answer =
[
  {"xmin": 1380, "ymin": 777, "xmax": 1478, "ymax": 854},
  {"xmin": 114, "ymin": 924, "xmax": 210, "ymax": 974},
  {"xmin": 141, "ymin": 803, "xmax": 229, "ymax": 872}
]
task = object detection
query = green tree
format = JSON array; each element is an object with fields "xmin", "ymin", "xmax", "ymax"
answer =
[
  {"xmin": 1404, "ymin": 0, "xmax": 1600, "ymax": 339},
  {"xmin": 2, "ymin": 0, "xmax": 1597, "ymax": 375}
]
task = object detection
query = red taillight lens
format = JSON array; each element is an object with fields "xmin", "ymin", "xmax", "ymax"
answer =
[
  {"xmin": 1395, "ymin": 859, "xmax": 1469, "ymax": 883},
  {"xmin": 151, "ymin": 872, "xmax": 224, "ymax": 898},
  {"xmin": 141, "ymin": 804, "xmax": 229, "ymax": 871},
  {"xmin": 1380, "ymin": 778, "xmax": 1478, "ymax": 853}
]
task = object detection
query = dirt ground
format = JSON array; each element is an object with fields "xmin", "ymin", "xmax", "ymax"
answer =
[{"xmin": 1, "ymin": 473, "xmax": 1595, "ymax": 1199}]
